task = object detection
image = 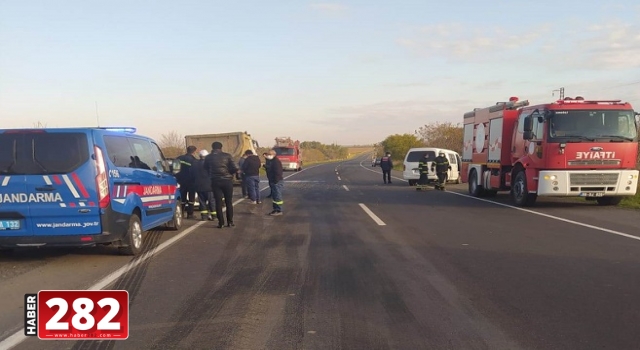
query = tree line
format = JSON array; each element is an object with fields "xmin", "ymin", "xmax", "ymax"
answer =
[{"xmin": 379, "ymin": 122, "xmax": 463, "ymax": 162}]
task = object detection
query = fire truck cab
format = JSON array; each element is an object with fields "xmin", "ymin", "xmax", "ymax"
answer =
[{"xmin": 461, "ymin": 96, "xmax": 639, "ymax": 206}]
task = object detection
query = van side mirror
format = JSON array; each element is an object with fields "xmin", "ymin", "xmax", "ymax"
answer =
[{"xmin": 171, "ymin": 159, "xmax": 181, "ymax": 174}]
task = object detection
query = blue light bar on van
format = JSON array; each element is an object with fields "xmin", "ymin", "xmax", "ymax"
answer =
[{"xmin": 100, "ymin": 127, "xmax": 137, "ymax": 133}]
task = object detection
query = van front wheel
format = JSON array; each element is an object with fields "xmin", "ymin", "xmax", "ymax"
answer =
[
  {"xmin": 119, "ymin": 214, "xmax": 143, "ymax": 256},
  {"xmin": 165, "ymin": 202, "xmax": 183, "ymax": 230}
]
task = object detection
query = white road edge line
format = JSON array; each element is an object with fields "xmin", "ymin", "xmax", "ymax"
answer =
[
  {"xmin": 447, "ymin": 191, "xmax": 640, "ymax": 242},
  {"xmin": 356, "ymin": 158, "xmax": 640, "ymax": 242},
  {"xmin": 0, "ymin": 165, "xmax": 322, "ymax": 350},
  {"xmin": 337, "ymin": 176, "xmax": 341, "ymax": 181},
  {"xmin": 343, "ymin": 185, "xmax": 349, "ymax": 191},
  {"xmin": 359, "ymin": 203, "xmax": 386, "ymax": 226}
]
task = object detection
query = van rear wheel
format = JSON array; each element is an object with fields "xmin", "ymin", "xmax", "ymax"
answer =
[{"xmin": 119, "ymin": 214, "xmax": 143, "ymax": 256}]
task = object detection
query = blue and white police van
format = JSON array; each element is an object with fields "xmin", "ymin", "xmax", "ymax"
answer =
[{"xmin": 0, "ymin": 127, "xmax": 183, "ymax": 255}]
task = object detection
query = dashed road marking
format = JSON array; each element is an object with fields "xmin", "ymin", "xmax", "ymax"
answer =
[{"xmin": 359, "ymin": 203, "xmax": 386, "ymax": 226}]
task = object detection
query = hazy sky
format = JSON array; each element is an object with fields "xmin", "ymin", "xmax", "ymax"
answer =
[{"xmin": 1, "ymin": 0, "xmax": 639, "ymax": 146}]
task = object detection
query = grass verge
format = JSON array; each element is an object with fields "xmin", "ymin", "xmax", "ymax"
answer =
[{"xmin": 619, "ymin": 192, "xmax": 640, "ymax": 209}]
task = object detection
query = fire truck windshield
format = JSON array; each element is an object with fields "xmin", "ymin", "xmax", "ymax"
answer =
[
  {"xmin": 274, "ymin": 147, "xmax": 295, "ymax": 156},
  {"xmin": 549, "ymin": 110, "xmax": 637, "ymax": 142}
]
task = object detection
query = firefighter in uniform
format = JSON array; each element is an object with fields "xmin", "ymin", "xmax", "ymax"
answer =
[
  {"xmin": 176, "ymin": 145, "xmax": 198, "ymax": 218},
  {"xmin": 416, "ymin": 153, "xmax": 431, "ymax": 190},
  {"xmin": 431, "ymin": 151, "xmax": 450, "ymax": 190}
]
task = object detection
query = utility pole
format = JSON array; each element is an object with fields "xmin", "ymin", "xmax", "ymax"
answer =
[
  {"xmin": 552, "ymin": 87, "xmax": 565, "ymax": 99},
  {"xmin": 95, "ymin": 101, "xmax": 100, "ymax": 127}
]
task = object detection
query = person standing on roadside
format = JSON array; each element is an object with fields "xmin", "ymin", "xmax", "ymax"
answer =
[
  {"xmin": 266, "ymin": 150, "xmax": 284, "ymax": 216},
  {"xmin": 263, "ymin": 152, "xmax": 273, "ymax": 198},
  {"xmin": 204, "ymin": 142, "xmax": 239, "ymax": 228},
  {"xmin": 190, "ymin": 150, "xmax": 216, "ymax": 221},
  {"xmin": 241, "ymin": 150, "xmax": 262, "ymax": 204},
  {"xmin": 238, "ymin": 152, "xmax": 249, "ymax": 199},
  {"xmin": 176, "ymin": 145, "xmax": 198, "ymax": 218},
  {"xmin": 379, "ymin": 151, "xmax": 393, "ymax": 184}
]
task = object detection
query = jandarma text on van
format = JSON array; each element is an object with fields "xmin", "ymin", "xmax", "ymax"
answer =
[
  {"xmin": 0, "ymin": 193, "xmax": 63, "ymax": 203},
  {"xmin": 35, "ymin": 222, "xmax": 100, "ymax": 228}
]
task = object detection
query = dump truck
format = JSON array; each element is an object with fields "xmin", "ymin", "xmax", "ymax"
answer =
[
  {"xmin": 274, "ymin": 137, "xmax": 302, "ymax": 171},
  {"xmin": 184, "ymin": 131, "xmax": 259, "ymax": 185},
  {"xmin": 461, "ymin": 96, "xmax": 639, "ymax": 206}
]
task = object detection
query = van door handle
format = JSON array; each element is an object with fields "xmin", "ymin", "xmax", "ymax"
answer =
[{"xmin": 36, "ymin": 186, "xmax": 55, "ymax": 191}]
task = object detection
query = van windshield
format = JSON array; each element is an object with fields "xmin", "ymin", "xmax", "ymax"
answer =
[
  {"xmin": 0, "ymin": 132, "xmax": 89, "ymax": 175},
  {"xmin": 406, "ymin": 151, "xmax": 435, "ymax": 162}
]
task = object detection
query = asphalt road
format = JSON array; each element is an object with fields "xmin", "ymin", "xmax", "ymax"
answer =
[{"xmin": 3, "ymin": 155, "xmax": 640, "ymax": 349}]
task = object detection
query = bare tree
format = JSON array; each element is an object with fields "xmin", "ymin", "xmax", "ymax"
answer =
[
  {"xmin": 159, "ymin": 131, "xmax": 184, "ymax": 158},
  {"xmin": 415, "ymin": 121, "xmax": 464, "ymax": 154}
]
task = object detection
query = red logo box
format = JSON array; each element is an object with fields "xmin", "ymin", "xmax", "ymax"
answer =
[{"xmin": 37, "ymin": 290, "xmax": 129, "ymax": 340}]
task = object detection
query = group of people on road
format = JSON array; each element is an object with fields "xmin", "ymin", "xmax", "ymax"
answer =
[
  {"xmin": 378, "ymin": 151, "xmax": 450, "ymax": 190},
  {"xmin": 174, "ymin": 143, "xmax": 286, "ymax": 229}
]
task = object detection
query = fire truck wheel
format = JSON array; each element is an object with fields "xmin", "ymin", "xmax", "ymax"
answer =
[
  {"xmin": 595, "ymin": 196, "xmax": 622, "ymax": 206},
  {"xmin": 512, "ymin": 171, "xmax": 537, "ymax": 207},
  {"xmin": 468, "ymin": 169, "xmax": 484, "ymax": 197}
]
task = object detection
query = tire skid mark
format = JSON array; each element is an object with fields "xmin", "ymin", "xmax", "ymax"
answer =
[
  {"xmin": 71, "ymin": 229, "xmax": 165, "ymax": 350},
  {"xmin": 149, "ymin": 196, "xmax": 304, "ymax": 349}
]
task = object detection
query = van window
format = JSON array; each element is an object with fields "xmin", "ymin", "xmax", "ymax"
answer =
[
  {"xmin": 0, "ymin": 132, "xmax": 88, "ymax": 175},
  {"xmin": 406, "ymin": 151, "xmax": 435, "ymax": 162},
  {"xmin": 104, "ymin": 135, "xmax": 135, "ymax": 168},
  {"xmin": 150, "ymin": 142, "xmax": 168, "ymax": 172},
  {"xmin": 128, "ymin": 138, "xmax": 155, "ymax": 170},
  {"xmin": 448, "ymin": 154, "xmax": 457, "ymax": 164}
]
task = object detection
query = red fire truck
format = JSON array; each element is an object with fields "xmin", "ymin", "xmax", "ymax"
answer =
[
  {"xmin": 461, "ymin": 96, "xmax": 639, "ymax": 206},
  {"xmin": 274, "ymin": 137, "xmax": 303, "ymax": 171}
]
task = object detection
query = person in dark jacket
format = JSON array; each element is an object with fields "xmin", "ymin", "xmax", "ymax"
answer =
[
  {"xmin": 266, "ymin": 149, "xmax": 284, "ymax": 216},
  {"xmin": 379, "ymin": 152, "xmax": 393, "ymax": 184},
  {"xmin": 176, "ymin": 145, "xmax": 198, "ymax": 218},
  {"xmin": 190, "ymin": 150, "xmax": 215, "ymax": 221},
  {"xmin": 241, "ymin": 150, "xmax": 262, "ymax": 204},
  {"xmin": 238, "ymin": 153, "xmax": 249, "ymax": 199},
  {"xmin": 431, "ymin": 151, "xmax": 450, "ymax": 190},
  {"xmin": 204, "ymin": 141, "xmax": 239, "ymax": 228},
  {"xmin": 416, "ymin": 153, "xmax": 430, "ymax": 190},
  {"xmin": 262, "ymin": 152, "xmax": 273, "ymax": 198}
]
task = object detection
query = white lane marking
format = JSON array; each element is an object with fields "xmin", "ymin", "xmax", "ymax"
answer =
[
  {"xmin": 0, "ymin": 166, "xmax": 317, "ymax": 349},
  {"xmin": 355, "ymin": 156, "xmax": 640, "ymax": 242},
  {"xmin": 343, "ymin": 185, "xmax": 349, "ymax": 191},
  {"xmin": 42, "ymin": 176, "xmax": 52, "ymax": 185},
  {"xmin": 359, "ymin": 203, "xmax": 386, "ymax": 226},
  {"xmin": 358, "ymin": 160, "xmax": 407, "ymax": 182},
  {"xmin": 337, "ymin": 176, "xmax": 341, "ymax": 181},
  {"xmin": 447, "ymin": 191, "xmax": 640, "ymax": 242},
  {"xmin": 1, "ymin": 176, "xmax": 10, "ymax": 186}
]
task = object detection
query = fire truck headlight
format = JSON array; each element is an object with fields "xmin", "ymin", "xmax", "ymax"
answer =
[
  {"xmin": 552, "ymin": 181, "xmax": 558, "ymax": 186},
  {"xmin": 628, "ymin": 174, "xmax": 635, "ymax": 180},
  {"xmin": 628, "ymin": 180, "xmax": 633, "ymax": 185},
  {"xmin": 545, "ymin": 175, "xmax": 557, "ymax": 181}
]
